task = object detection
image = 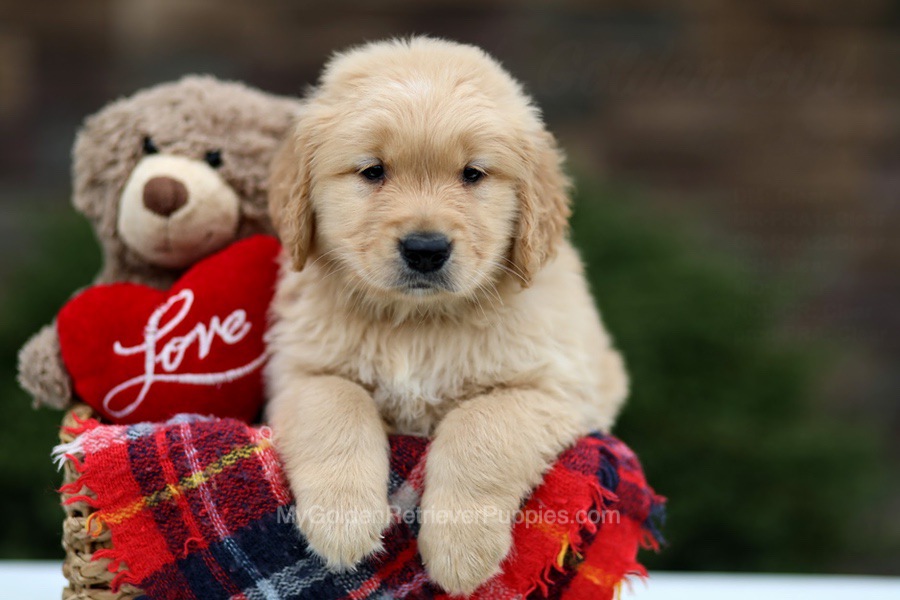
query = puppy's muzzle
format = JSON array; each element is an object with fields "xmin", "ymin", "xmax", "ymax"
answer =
[{"xmin": 399, "ymin": 232, "xmax": 451, "ymax": 273}]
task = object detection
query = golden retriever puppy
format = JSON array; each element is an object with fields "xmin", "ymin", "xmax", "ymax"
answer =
[{"xmin": 266, "ymin": 37, "xmax": 628, "ymax": 595}]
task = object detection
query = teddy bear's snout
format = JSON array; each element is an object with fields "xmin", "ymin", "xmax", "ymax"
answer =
[
  {"xmin": 118, "ymin": 153, "xmax": 241, "ymax": 268},
  {"xmin": 143, "ymin": 176, "xmax": 188, "ymax": 217}
]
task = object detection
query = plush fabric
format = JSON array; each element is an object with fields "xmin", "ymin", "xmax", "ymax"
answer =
[
  {"xmin": 56, "ymin": 414, "xmax": 664, "ymax": 600},
  {"xmin": 57, "ymin": 236, "xmax": 280, "ymax": 423},
  {"xmin": 72, "ymin": 75, "xmax": 297, "ymax": 287},
  {"xmin": 18, "ymin": 76, "xmax": 298, "ymax": 411}
]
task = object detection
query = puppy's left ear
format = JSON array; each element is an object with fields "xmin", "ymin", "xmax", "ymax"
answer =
[
  {"xmin": 269, "ymin": 122, "xmax": 315, "ymax": 271},
  {"xmin": 511, "ymin": 128, "xmax": 572, "ymax": 286}
]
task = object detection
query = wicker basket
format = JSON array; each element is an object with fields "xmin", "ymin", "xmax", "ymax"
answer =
[{"xmin": 59, "ymin": 403, "xmax": 144, "ymax": 600}]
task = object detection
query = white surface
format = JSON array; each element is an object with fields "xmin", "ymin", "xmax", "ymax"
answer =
[
  {"xmin": 625, "ymin": 572, "xmax": 900, "ymax": 599},
  {"xmin": 0, "ymin": 561, "xmax": 68, "ymax": 600},
  {"xmin": 1, "ymin": 562, "xmax": 898, "ymax": 599}
]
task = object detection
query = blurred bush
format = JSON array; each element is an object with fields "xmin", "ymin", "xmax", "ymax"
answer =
[
  {"xmin": 1, "ymin": 179, "xmax": 886, "ymax": 571},
  {"xmin": 571, "ymin": 179, "xmax": 884, "ymax": 572},
  {"xmin": 0, "ymin": 210, "xmax": 99, "ymax": 558}
]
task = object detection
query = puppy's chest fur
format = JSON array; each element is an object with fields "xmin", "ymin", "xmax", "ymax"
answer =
[
  {"xmin": 287, "ymin": 301, "xmax": 529, "ymax": 435},
  {"xmin": 351, "ymin": 325, "xmax": 478, "ymax": 435}
]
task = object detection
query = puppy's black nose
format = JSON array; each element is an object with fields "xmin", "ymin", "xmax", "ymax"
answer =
[{"xmin": 400, "ymin": 232, "xmax": 451, "ymax": 273}]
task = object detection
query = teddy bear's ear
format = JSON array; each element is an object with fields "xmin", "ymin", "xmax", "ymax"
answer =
[
  {"xmin": 269, "ymin": 121, "xmax": 315, "ymax": 271},
  {"xmin": 71, "ymin": 104, "xmax": 131, "ymax": 226}
]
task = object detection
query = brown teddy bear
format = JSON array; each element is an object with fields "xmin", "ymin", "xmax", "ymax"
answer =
[{"xmin": 18, "ymin": 75, "xmax": 298, "ymax": 409}]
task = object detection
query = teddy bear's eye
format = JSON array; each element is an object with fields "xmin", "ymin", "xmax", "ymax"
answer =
[
  {"xmin": 204, "ymin": 150, "xmax": 223, "ymax": 168},
  {"xmin": 142, "ymin": 136, "xmax": 159, "ymax": 155}
]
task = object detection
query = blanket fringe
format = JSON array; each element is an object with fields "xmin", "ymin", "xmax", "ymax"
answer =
[
  {"xmin": 89, "ymin": 539, "xmax": 138, "ymax": 595},
  {"xmin": 56, "ymin": 426, "xmax": 139, "ymax": 594},
  {"xmin": 110, "ymin": 569, "xmax": 139, "ymax": 593},
  {"xmin": 519, "ymin": 474, "xmax": 615, "ymax": 598},
  {"xmin": 52, "ymin": 438, "xmax": 86, "ymax": 470},
  {"xmin": 58, "ymin": 478, "xmax": 84, "ymax": 495},
  {"xmin": 60, "ymin": 412, "xmax": 97, "ymax": 435},
  {"xmin": 62, "ymin": 493, "xmax": 98, "ymax": 508},
  {"xmin": 84, "ymin": 511, "xmax": 106, "ymax": 537},
  {"xmin": 55, "ymin": 443, "xmax": 98, "ymax": 510},
  {"xmin": 92, "ymin": 548, "xmax": 122, "ymax": 571}
]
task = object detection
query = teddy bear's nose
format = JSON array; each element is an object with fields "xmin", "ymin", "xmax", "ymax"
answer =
[{"xmin": 142, "ymin": 176, "xmax": 188, "ymax": 217}]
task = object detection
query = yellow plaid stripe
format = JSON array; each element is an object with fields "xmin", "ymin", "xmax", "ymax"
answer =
[
  {"xmin": 102, "ymin": 440, "xmax": 270, "ymax": 526},
  {"xmin": 578, "ymin": 562, "xmax": 626, "ymax": 600}
]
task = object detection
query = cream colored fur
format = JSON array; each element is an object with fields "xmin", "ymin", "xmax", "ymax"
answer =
[
  {"xmin": 118, "ymin": 154, "xmax": 241, "ymax": 268},
  {"xmin": 265, "ymin": 37, "xmax": 628, "ymax": 596}
]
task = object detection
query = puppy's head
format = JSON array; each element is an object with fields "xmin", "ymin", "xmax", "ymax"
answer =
[{"xmin": 271, "ymin": 37, "xmax": 570, "ymax": 307}]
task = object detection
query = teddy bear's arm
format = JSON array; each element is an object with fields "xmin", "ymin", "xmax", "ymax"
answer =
[{"xmin": 18, "ymin": 322, "xmax": 73, "ymax": 409}]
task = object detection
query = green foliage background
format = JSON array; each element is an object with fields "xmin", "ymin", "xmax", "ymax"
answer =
[
  {"xmin": 0, "ymin": 210, "xmax": 99, "ymax": 558},
  {"xmin": 0, "ymin": 180, "xmax": 888, "ymax": 570},
  {"xmin": 569, "ymin": 181, "xmax": 886, "ymax": 572}
]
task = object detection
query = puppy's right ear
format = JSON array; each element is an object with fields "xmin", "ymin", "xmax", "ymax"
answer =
[{"xmin": 269, "ymin": 123, "xmax": 315, "ymax": 271}]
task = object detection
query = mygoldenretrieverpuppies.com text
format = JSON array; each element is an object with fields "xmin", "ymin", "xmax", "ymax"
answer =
[{"xmin": 276, "ymin": 505, "xmax": 620, "ymax": 528}]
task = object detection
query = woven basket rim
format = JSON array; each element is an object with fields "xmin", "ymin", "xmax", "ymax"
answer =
[{"xmin": 60, "ymin": 403, "xmax": 144, "ymax": 600}]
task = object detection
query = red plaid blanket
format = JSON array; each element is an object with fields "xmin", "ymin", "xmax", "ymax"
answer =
[{"xmin": 56, "ymin": 414, "xmax": 664, "ymax": 600}]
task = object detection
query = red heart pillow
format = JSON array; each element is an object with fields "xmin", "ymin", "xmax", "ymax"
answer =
[{"xmin": 58, "ymin": 236, "xmax": 281, "ymax": 424}]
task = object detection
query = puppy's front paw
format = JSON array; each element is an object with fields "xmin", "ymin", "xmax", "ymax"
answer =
[
  {"xmin": 295, "ymin": 483, "xmax": 393, "ymax": 570},
  {"xmin": 418, "ymin": 503, "xmax": 513, "ymax": 596}
]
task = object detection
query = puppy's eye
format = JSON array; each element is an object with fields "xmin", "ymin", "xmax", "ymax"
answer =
[
  {"xmin": 142, "ymin": 136, "xmax": 159, "ymax": 155},
  {"xmin": 204, "ymin": 150, "xmax": 223, "ymax": 168},
  {"xmin": 360, "ymin": 164, "xmax": 385, "ymax": 182},
  {"xmin": 462, "ymin": 166, "xmax": 485, "ymax": 184}
]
